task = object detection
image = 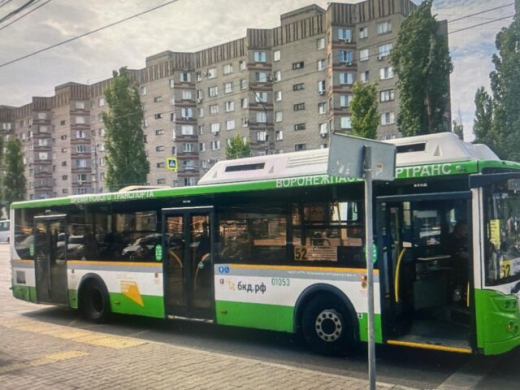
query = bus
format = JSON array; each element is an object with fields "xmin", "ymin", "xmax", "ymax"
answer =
[{"xmin": 9, "ymin": 133, "xmax": 520, "ymax": 356}]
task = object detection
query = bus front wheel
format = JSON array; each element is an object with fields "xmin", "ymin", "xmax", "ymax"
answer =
[
  {"xmin": 80, "ymin": 279, "xmax": 111, "ymax": 324},
  {"xmin": 302, "ymin": 294, "xmax": 356, "ymax": 356}
]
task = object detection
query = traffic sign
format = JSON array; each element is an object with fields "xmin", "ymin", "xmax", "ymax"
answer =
[{"xmin": 166, "ymin": 157, "xmax": 178, "ymax": 171}]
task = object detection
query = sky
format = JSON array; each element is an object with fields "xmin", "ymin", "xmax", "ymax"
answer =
[{"xmin": 0, "ymin": 0, "xmax": 515, "ymax": 141}]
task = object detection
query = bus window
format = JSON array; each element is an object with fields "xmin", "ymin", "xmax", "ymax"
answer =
[
  {"xmin": 218, "ymin": 205, "xmax": 287, "ymax": 264},
  {"xmin": 292, "ymin": 201, "xmax": 364, "ymax": 265}
]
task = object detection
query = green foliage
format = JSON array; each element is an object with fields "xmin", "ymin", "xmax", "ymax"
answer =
[
  {"xmin": 472, "ymin": 87, "xmax": 497, "ymax": 150},
  {"xmin": 452, "ymin": 120, "xmax": 464, "ymax": 141},
  {"xmin": 488, "ymin": 17, "xmax": 520, "ymax": 161},
  {"xmin": 103, "ymin": 67, "xmax": 149, "ymax": 191},
  {"xmin": 390, "ymin": 0, "xmax": 452, "ymax": 136},
  {"xmin": 225, "ymin": 135, "xmax": 252, "ymax": 159},
  {"xmin": 2, "ymin": 137, "xmax": 26, "ymax": 209},
  {"xmin": 350, "ymin": 82, "xmax": 379, "ymax": 139}
]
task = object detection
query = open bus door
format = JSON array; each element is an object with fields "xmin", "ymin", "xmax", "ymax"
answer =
[
  {"xmin": 161, "ymin": 206, "xmax": 215, "ymax": 320},
  {"xmin": 33, "ymin": 214, "xmax": 68, "ymax": 305},
  {"xmin": 376, "ymin": 192, "xmax": 474, "ymax": 353}
]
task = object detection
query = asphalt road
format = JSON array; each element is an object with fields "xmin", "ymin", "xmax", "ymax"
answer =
[{"xmin": 1, "ymin": 244, "xmax": 519, "ymax": 389}]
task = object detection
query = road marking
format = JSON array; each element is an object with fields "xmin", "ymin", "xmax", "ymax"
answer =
[
  {"xmin": 436, "ymin": 355, "xmax": 503, "ymax": 389},
  {"xmin": 0, "ymin": 319, "xmax": 146, "ymax": 350},
  {"xmin": 0, "ymin": 350, "xmax": 88, "ymax": 375}
]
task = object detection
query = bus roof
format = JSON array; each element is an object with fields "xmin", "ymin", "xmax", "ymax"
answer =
[{"xmin": 11, "ymin": 133, "xmax": 520, "ymax": 210}]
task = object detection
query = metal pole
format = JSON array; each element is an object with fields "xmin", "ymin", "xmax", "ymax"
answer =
[{"xmin": 364, "ymin": 145, "xmax": 376, "ymax": 390}]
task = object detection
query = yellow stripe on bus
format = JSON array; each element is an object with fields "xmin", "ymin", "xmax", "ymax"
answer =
[
  {"xmin": 230, "ymin": 264, "xmax": 378, "ymax": 274},
  {"xmin": 67, "ymin": 260, "xmax": 162, "ymax": 267},
  {"xmin": 12, "ymin": 260, "xmax": 34, "ymax": 264},
  {"xmin": 387, "ymin": 340, "xmax": 472, "ymax": 354}
]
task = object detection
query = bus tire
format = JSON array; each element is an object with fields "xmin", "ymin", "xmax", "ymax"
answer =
[
  {"xmin": 302, "ymin": 294, "xmax": 356, "ymax": 356},
  {"xmin": 80, "ymin": 279, "xmax": 111, "ymax": 324}
]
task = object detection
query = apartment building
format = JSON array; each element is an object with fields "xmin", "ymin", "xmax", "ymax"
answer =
[{"xmin": 0, "ymin": 0, "xmax": 451, "ymax": 199}]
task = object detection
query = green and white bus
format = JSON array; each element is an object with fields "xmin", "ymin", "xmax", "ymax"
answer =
[{"xmin": 10, "ymin": 133, "xmax": 520, "ymax": 356}]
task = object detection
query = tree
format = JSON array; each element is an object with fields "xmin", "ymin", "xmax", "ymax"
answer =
[
  {"xmin": 225, "ymin": 135, "xmax": 251, "ymax": 159},
  {"xmin": 390, "ymin": 0, "xmax": 453, "ymax": 136},
  {"xmin": 2, "ymin": 137, "xmax": 26, "ymax": 209},
  {"xmin": 488, "ymin": 15, "xmax": 520, "ymax": 161},
  {"xmin": 103, "ymin": 67, "xmax": 149, "ymax": 191},
  {"xmin": 472, "ymin": 87, "xmax": 496, "ymax": 149},
  {"xmin": 452, "ymin": 120, "xmax": 464, "ymax": 141},
  {"xmin": 350, "ymin": 82, "xmax": 379, "ymax": 139}
]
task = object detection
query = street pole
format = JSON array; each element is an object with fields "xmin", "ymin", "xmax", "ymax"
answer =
[{"xmin": 364, "ymin": 145, "xmax": 376, "ymax": 390}]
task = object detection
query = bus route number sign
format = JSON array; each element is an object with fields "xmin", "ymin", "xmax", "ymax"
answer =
[{"xmin": 166, "ymin": 157, "xmax": 178, "ymax": 171}]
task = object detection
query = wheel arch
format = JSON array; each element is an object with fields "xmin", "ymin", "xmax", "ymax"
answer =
[{"xmin": 293, "ymin": 283, "xmax": 359, "ymax": 342}]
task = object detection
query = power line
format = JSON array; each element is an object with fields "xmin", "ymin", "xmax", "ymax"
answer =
[
  {"xmin": 0, "ymin": 0, "xmax": 15, "ymax": 9},
  {"xmin": 442, "ymin": 3, "xmax": 514, "ymax": 23},
  {"xmin": 0, "ymin": 0, "xmax": 50, "ymax": 32},
  {"xmin": 0, "ymin": 0, "xmax": 36, "ymax": 24},
  {"xmin": 449, "ymin": 14, "xmax": 515, "ymax": 34},
  {"xmin": 0, "ymin": 0, "xmax": 181, "ymax": 69}
]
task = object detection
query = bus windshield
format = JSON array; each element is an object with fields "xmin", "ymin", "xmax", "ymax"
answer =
[{"xmin": 485, "ymin": 178, "xmax": 520, "ymax": 285}]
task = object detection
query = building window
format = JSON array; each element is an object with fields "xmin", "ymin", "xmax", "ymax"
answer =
[
  {"xmin": 256, "ymin": 131, "xmax": 267, "ymax": 142},
  {"xmin": 275, "ymin": 91, "xmax": 282, "ymax": 101},
  {"xmin": 240, "ymin": 79, "xmax": 248, "ymax": 90},
  {"xmin": 378, "ymin": 43, "xmax": 393, "ymax": 59},
  {"xmin": 338, "ymin": 28, "xmax": 352, "ymax": 42},
  {"xmin": 208, "ymin": 86, "xmax": 218, "ymax": 97},
  {"xmin": 341, "ymin": 116, "xmax": 352, "ymax": 129},
  {"xmin": 276, "ymin": 130, "xmax": 283, "ymax": 141},
  {"xmin": 198, "ymin": 108, "xmax": 204, "ymax": 117},
  {"xmin": 100, "ymin": 157, "xmax": 106, "ymax": 166},
  {"xmin": 255, "ymin": 92, "xmax": 268, "ymax": 103},
  {"xmin": 76, "ymin": 130, "xmax": 86, "ymax": 138},
  {"xmin": 197, "ymin": 89, "xmax": 204, "ymax": 100},
  {"xmin": 380, "ymin": 89, "xmax": 395, "ymax": 102},
  {"xmin": 359, "ymin": 26, "xmax": 368, "ymax": 39},
  {"xmin": 225, "ymin": 101, "xmax": 234, "ymax": 112},
  {"xmin": 170, "ymin": 79, "xmax": 175, "ymax": 88},
  {"xmin": 182, "ymin": 90, "xmax": 192, "ymax": 100},
  {"xmin": 360, "ymin": 71, "xmax": 369, "ymax": 83},
  {"xmin": 360, "ymin": 49, "xmax": 369, "ymax": 61},
  {"xmin": 210, "ymin": 140, "xmax": 221, "ymax": 150},
  {"xmin": 75, "ymin": 116, "xmax": 86, "ymax": 124},
  {"xmin": 140, "ymin": 86, "xmax": 147, "ymax": 95},
  {"xmin": 339, "ymin": 50, "xmax": 354, "ymax": 64},
  {"xmin": 317, "ymin": 59, "xmax": 326, "ymax": 71},
  {"xmin": 340, "ymin": 95, "xmax": 353, "ymax": 107},
  {"xmin": 208, "ymin": 68, "xmax": 217, "ymax": 78},
  {"xmin": 154, "ymin": 96, "xmax": 162, "ymax": 103},
  {"xmin": 76, "ymin": 145, "xmax": 88, "ymax": 153},
  {"xmin": 242, "ymin": 117, "xmax": 249, "ymax": 127},
  {"xmin": 319, "ymin": 123, "xmax": 328, "ymax": 136},
  {"xmin": 75, "ymin": 101, "xmax": 85, "ymax": 109},
  {"xmin": 223, "ymin": 64, "xmax": 233, "ymax": 75},
  {"xmin": 293, "ymin": 83, "xmax": 305, "ymax": 91},
  {"xmin": 181, "ymin": 108, "xmax": 193, "ymax": 118},
  {"xmin": 241, "ymin": 98, "xmax": 248, "ymax": 109},
  {"xmin": 377, "ymin": 21, "xmax": 392, "ymax": 35},
  {"xmin": 181, "ymin": 125, "xmax": 194, "ymax": 135},
  {"xmin": 380, "ymin": 66, "xmax": 394, "ymax": 80},
  {"xmin": 210, "ymin": 104, "xmax": 219, "ymax": 115},
  {"xmin": 294, "ymin": 123, "xmax": 306, "ymax": 131},
  {"xmin": 254, "ymin": 51, "xmax": 267, "ymax": 62},
  {"xmin": 38, "ymin": 139, "xmax": 48, "ymax": 146},
  {"xmin": 274, "ymin": 70, "xmax": 281, "ymax": 82},
  {"xmin": 183, "ymin": 143, "xmax": 194, "ymax": 152},
  {"xmin": 275, "ymin": 111, "xmax": 283, "ymax": 122},
  {"xmin": 155, "ymin": 129, "xmax": 164, "ymax": 136},
  {"xmin": 256, "ymin": 112, "xmax": 267, "ymax": 123},
  {"xmin": 226, "ymin": 119, "xmax": 236, "ymax": 130},
  {"xmin": 198, "ymin": 125, "xmax": 204, "ymax": 135},
  {"xmin": 294, "ymin": 103, "xmax": 305, "ymax": 111},
  {"xmin": 199, "ymin": 142, "xmax": 206, "ymax": 152},
  {"xmin": 292, "ymin": 61, "xmax": 304, "ymax": 70},
  {"xmin": 224, "ymin": 82, "xmax": 233, "ymax": 93},
  {"xmin": 340, "ymin": 72, "xmax": 355, "ymax": 85},
  {"xmin": 295, "ymin": 143, "xmax": 306, "ymax": 151},
  {"xmin": 156, "ymin": 162, "xmax": 165, "ymax": 168},
  {"xmin": 273, "ymin": 50, "xmax": 281, "ymax": 62},
  {"xmin": 155, "ymin": 113, "xmax": 163, "ymax": 119},
  {"xmin": 156, "ymin": 146, "xmax": 165, "ymax": 152},
  {"xmin": 156, "ymin": 178, "xmax": 166, "ymax": 185},
  {"xmin": 75, "ymin": 159, "xmax": 87, "ymax": 168},
  {"xmin": 211, "ymin": 123, "xmax": 221, "ymax": 134},
  {"xmin": 180, "ymin": 72, "xmax": 191, "ymax": 82},
  {"xmin": 318, "ymin": 102, "xmax": 327, "ymax": 114},
  {"xmin": 184, "ymin": 177, "xmax": 197, "ymax": 186},
  {"xmin": 239, "ymin": 60, "xmax": 247, "ymax": 70},
  {"xmin": 318, "ymin": 80, "xmax": 326, "ymax": 94},
  {"xmin": 381, "ymin": 112, "xmax": 395, "ymax": 125},
  {"xmin": 316, "ymin": 37, "xmax": 325, "ymax": 50}
]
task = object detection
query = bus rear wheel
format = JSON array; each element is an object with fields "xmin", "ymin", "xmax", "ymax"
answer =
[
  {"xmin": 302, "ymin": 295, "xmax": 356, "ymax": 356},
  {"xmin": 80, "ymin": 280, "xmax": 111, "ymax": 324}
]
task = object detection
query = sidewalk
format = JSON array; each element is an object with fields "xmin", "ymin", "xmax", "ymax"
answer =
[{"xmin": 0, "ymin": 316, "xmax": 411, "ymax": 390}]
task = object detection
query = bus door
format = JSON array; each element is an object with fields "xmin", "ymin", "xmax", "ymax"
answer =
[
  {"xmin": 162, "ymin": 206, "xmax": 214, "ymax": 320},
  {"xmin": 376, "ymin": 192, "xmax": 473, "ymax": 351},
  {"xmin": 33, "ymin": 214, "xmax": 68, "ymax": 305}
]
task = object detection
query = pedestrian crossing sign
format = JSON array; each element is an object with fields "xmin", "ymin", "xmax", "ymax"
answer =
[{"xmin": 166, "ymin": 157, "xmax": 178, "ymax": 171}]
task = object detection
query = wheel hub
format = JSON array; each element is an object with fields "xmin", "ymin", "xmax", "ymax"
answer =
[{"xmin": 315, "ymin": 309, "xmax": 342, "ymax": 342}]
